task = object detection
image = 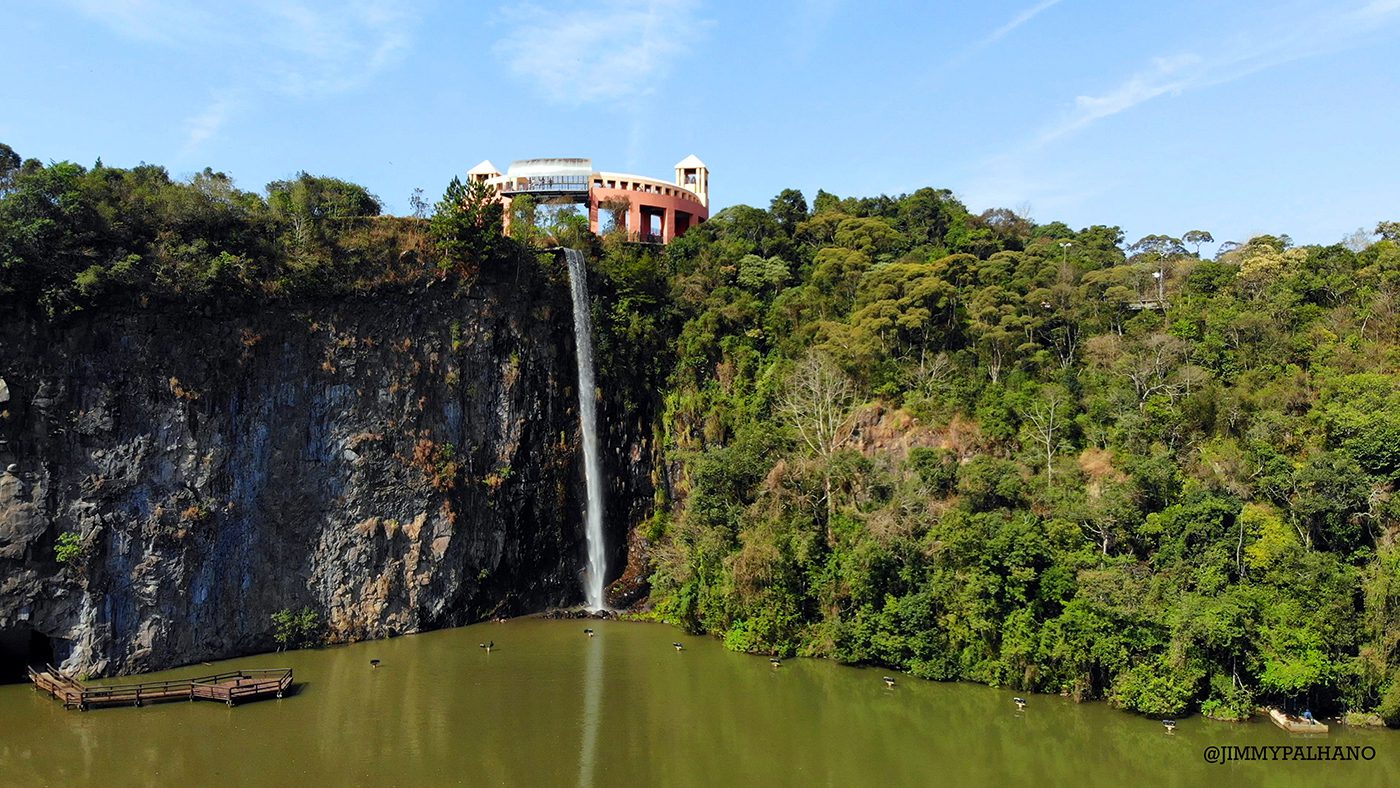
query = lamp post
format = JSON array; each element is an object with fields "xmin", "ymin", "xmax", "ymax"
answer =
[{"xmin": 1153, "ymin": 268, "xmax": 1166, "ymax": 325}]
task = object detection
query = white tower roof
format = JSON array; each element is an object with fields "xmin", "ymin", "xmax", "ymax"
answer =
[
  {"xmin": 467, "ymin": 159, "xmax": 500, "ymax": 175},
  {"xmin": 674, "ymin": 154, "xmax": 706, "ymax": 169}
]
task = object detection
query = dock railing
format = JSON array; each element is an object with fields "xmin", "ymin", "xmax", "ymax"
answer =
[{"xmin": 29, "ymin": 665, "xmax": 293, "ymax": 710}]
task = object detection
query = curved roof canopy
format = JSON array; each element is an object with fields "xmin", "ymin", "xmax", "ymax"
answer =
[{"xmin": 507, "ymin": 158, "xmax": 592, "ymax": 179}]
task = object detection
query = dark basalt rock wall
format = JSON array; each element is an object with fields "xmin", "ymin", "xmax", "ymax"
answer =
[{"xmin": 0, "ymin": 264, "xmax": 653, "ymax": 677}]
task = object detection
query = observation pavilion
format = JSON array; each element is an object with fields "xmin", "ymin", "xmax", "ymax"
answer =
[{"xmin": 466, "ymin": 156, "xmax": 710, "ymax": 244}]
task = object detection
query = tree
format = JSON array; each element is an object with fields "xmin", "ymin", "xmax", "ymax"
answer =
[
  {"xmin": 812, "ymin": 189, "xmax": 841, "ymax": 215},
  {"xmin": 1102, "ymin": 333, "xmax": 1188, "ymax": 407},
  {"xmin": 0, "ymin": 142, "xmax": 20, "ymax": 195},
  {"xmin": 599, "ymin": 196, "xmax": 630, "ymax": 233},
  {"xmin": 509, "ymin": 193, "xmax": 540, "ymax": 245},
  {"xmin": 1019, "ymin": 386, "xmax": 1070, "ymax": 484},
  {"xmin": 897, "ymin": 187, "xmax": 965, "ymax": 250},
  {"xmin": 849, "ymin": 262, "xmax": 958, "ymax": 366},
  {"xmin": 547, "ymin": 203, "xmax": 590, "ymax": 249},
  {"xmin": 266, "ymin": 172, "xmax": 380, "ymax": 221},
  {"xmin": 1183, "ymin": 229, "xmax": 1213, "ymax": 256},
  {"xmin": 769, "ymin": 189, "xmax": 808, "ymax": 235},
  {"xmin": 409, "ymin": 187, "xmax": 429, "ymax": 219},
  {"xmin": 780, "ymin": 350, "xmax": 856, "ymax": 461},
  {"xmin": 778, "ymin": 350, "xmax": 857, "ymax": 523},
  {"xmin": 429, "ymin": 176, "xmax": 503, "ymax": 270},
  {"xmin": 976, "ymin": 207, "xmax": 1033, "ymax": 250},
  {"xmin": 1343, "ymin": 227, "xmax": 1374, "ymax": 252},
  {"xmin": 736, "ymin": 254, "xmax": 789, "ymax": 295},
  {"xmin": 1128, "ymin": 234, "xmax": 1186, "ymax": 261},
  {"xmin": 266, "ymin": 172, "xmax": 381, "ymax": 250}
]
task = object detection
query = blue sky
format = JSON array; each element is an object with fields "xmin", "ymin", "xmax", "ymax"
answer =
[{"xmin": 3, "ymin": 0, "xmax": 1398, "ymax": 249}]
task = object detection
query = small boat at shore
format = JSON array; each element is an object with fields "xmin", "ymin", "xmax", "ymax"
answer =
[{"xmin": 1267, "ymin": 707, "xmax": 1328, "ymax": 734}]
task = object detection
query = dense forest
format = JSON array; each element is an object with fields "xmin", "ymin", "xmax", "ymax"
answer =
[
  {"xmin": 4, "ymin": 142, "xmax": 1400, "ymax": 723},
  {"xmin": 637, "ymin": 192, "xmax": 1400, "ymax": 724}
]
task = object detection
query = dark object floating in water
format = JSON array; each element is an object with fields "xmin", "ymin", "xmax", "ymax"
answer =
[
  {"xmin": 584, "ymin": 628, "xmax": 595, "ymax": 637},
  {"xmin": 369, "ymin": 659, "xmax": 380, "ymax": 668},
  {"xmin": 1162, "ymin": 719, "xmax": 1176, "ymax": 732},
  {"xmin": 1014, "ymin": 697, "xmax": 1027, "ymax": 710},
  {"xmin": 478, "ymin": 641, "xmax": 494, "ymax": 653},
  {"xmin": 770, "ymin": 658, "xmax": 781, "ymax": 668},
  {"xmin": 883, "ymin": 676, "xmax": 896, "ymax": 688},
  {"xmin": 672, "ymin": 642, "xmax": 685, "ymax": 651}
]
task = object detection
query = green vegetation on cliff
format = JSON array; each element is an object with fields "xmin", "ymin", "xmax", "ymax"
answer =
[
  {"xmin": 627, "ymin": 190, "xmax": 1400, "ymax": 722},
  {"xmin": 0, "ymin": 143, "xmax": 440, "ymax": 314}
]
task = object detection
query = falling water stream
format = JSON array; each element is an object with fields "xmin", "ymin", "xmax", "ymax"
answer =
[{"xmin": 563, "ymin": 248, "xmax": 607, "ymax": 611}]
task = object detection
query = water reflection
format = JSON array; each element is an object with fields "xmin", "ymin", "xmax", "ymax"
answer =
[
  {"xmin": 2, "ymin": 620, "xmax": 1397, "ymax": 786},
  {"xmin": 578, "ymin": 630, "xmax": 603, "ymax": 788}
]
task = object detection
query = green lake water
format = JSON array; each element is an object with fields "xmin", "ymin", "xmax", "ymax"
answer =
[{"xmin": 1, "ymin": 618, "xmax": 1395, "ymax": 787}]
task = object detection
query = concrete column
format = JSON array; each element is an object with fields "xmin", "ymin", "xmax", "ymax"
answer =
[{"xmin": 664, "ymin": 208, "xmax": 675, "ymax": 243}]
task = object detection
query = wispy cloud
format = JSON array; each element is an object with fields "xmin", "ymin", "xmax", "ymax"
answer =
[
  {"xmin": 1036, "ymin": 53, "xmax": 1202, "ymax": 144},
  {"xmin": 978, "ymin": 0, "xmax": 1063, "ymax": 48},
  {"xmin": 1037, "ymin": 1, "xmax": 1400, "ymax": 145},
  {"xmin": 254, "ymin": 0, "xmax": 418, "ymax": 95},
  {"xmin": 58, "ymin": 0, "xmax": 424, "ymax": 150},
  {"xmin": 961, "ymin": 1, "xmax": 1400, "ymax": 220},
  {"xmin": 910, "ymin": 0, "xmax": 1067, "ymax": 92},
  {"xmin": 181, "ymin": 94, "xmax": 241, "ymax": 155},
  {"xmin": 1361, "ymin": 0, "xmax": 1400, "ymax": 16},
  {"xmin": 493, "ymin": 0, "xmax": 706, "ymax": 107},
  {"xmin": 59, "ymin": 0, "xmax": 215, "ymax": 44}
]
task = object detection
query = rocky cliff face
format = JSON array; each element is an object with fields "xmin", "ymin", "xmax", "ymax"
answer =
[{"xmin": 0, "ymin": 263, "xmax": 652, "ymax": 677}]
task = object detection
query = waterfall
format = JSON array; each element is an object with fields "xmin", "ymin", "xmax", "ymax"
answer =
[{"xmin": 563, "ymin": 248, "xmax": 607, "ymax": 611}]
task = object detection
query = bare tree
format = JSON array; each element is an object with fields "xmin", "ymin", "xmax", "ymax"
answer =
[
  {"xmin": 1082, "ymin": 519, "xmax": 1113, "ymax": 556},
  {"xmin": 1020, "ymin": 387, "xmax": 1068, "ymax": 485},
  {"xmin": 409, "ymin": 187, "xmax": 429, "ymax": 219},
  {"xmin": 1121, "ymin": 333, "xmax": 1187, "ymax": 407},
  {"xmin": 780, "ymin": 350, "xmax": 856, "ymax": 460},
  {"xmin": 906, "ymin": 351, "xmax": 952, "ymax": 400},
  {"xmin": 778, "ymin": 350, "xmax": 857, "ymax": 523}
]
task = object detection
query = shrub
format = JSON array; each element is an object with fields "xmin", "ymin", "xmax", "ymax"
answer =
[
  {"xmin": 906, "ymin": 447, "xmax": 957, "ymax": 495},
  {"xmin": 272, "ymin": 606, "xmax": 321, "ymax": 650},
  {"xmin": 55, "ymin": 532, "xmax": 82, "ymax": 564},
  {"xmin": 1200, "ymin": 675, "xmax": 1254, "ymax": 721},
  {"xmin": 1378, "ymin": 672, "xmax": 1400, "ymax": 727}
]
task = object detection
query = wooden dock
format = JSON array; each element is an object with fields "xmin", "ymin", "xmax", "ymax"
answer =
[{"xmin": 28, "ymin": 664, "xmax": 292, "ymax": 710}]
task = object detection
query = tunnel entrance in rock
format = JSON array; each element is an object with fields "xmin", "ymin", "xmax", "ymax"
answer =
[{"xmin": 0, "ymin": 626, "xmax": 54, "ymax": 683}]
